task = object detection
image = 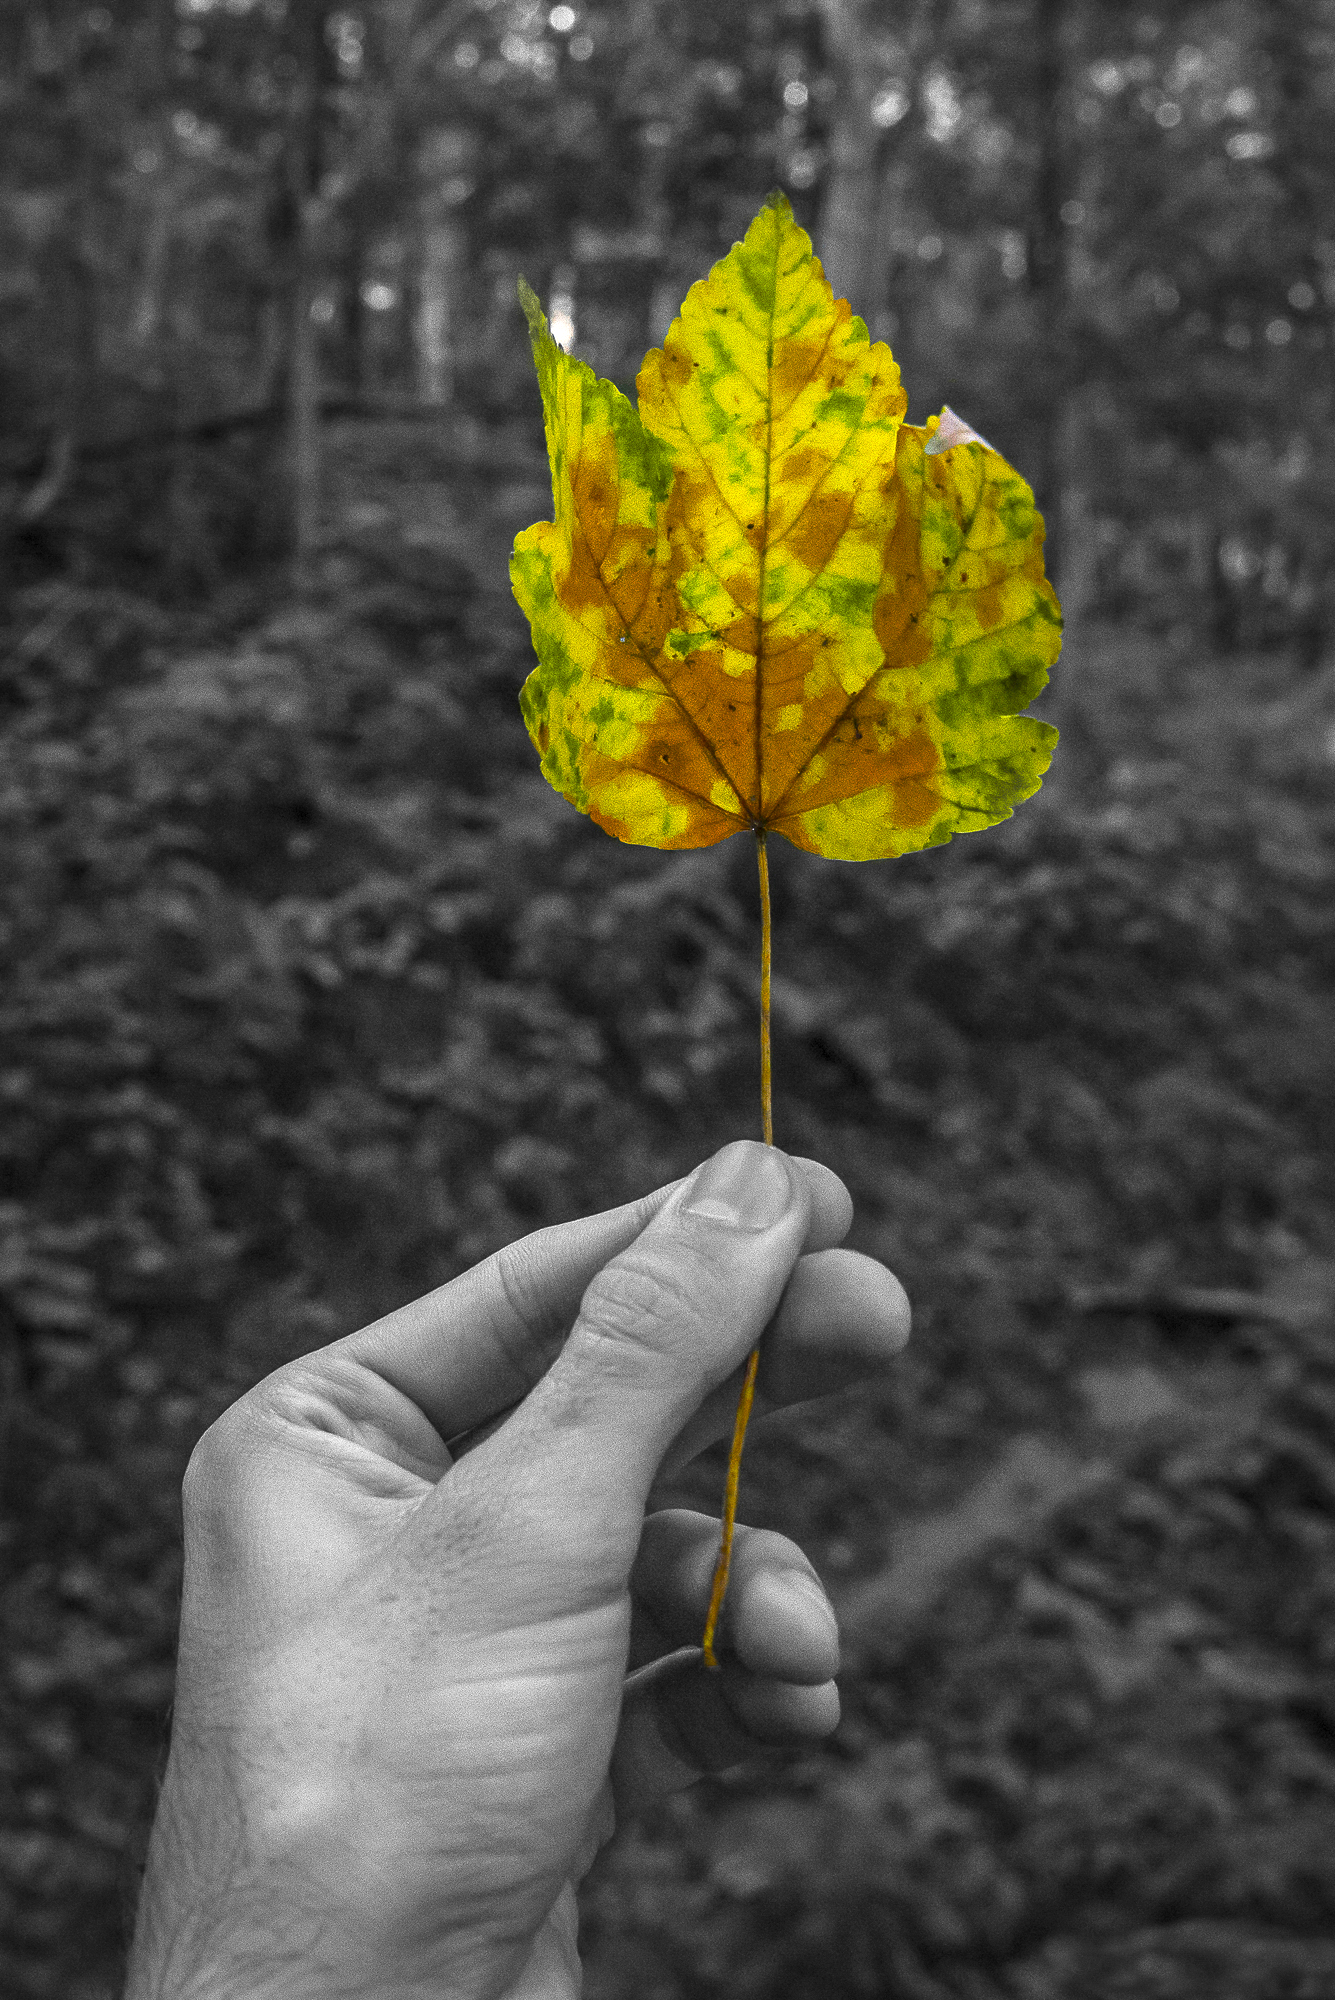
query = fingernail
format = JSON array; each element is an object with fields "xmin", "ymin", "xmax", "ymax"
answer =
[{"xmin": 683, "ymin": 1142, "xmax": 793, "ymax": 1232}]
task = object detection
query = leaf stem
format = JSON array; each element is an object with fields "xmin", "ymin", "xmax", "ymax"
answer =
[
  {"xmin": 757, "ymin": 829, "xmax": 773, "ymax": 1147},
  {"xmin": 701, "ymin": 830, "xmax": 772, "ymax": 1669}
]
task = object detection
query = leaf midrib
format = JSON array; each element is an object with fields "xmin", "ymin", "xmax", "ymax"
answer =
[
  {"xmin": 649, "ymin": 295, "xmax": 907, "ymax": 820},
  {"xmin": 755, "ymin": 230, "xmax": 779, "ymax": 822}
]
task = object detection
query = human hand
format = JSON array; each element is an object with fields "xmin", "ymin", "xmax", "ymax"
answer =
[{"xmin": 125, "ymin": 1141, "xmax": 909, "ymax": 2000}]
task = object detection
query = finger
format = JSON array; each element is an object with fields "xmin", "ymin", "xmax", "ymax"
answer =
[
  {"xmin": 449, "ymin": 1237, "xmax": 904, "ymax": 1470},
  {"xmin": 497, "ymin": 1884, "xmax": 581, "ymax": 2000},
  {"xmin": 462, "ymin": 1143, "xmax": 820, "ymax": 1585},
  {"xmin": 333, "ymin": 1153, "xmax": 851, "ymax": 1443},
  {"xmin": 612, "ymin": 1654, "xmax": 840, "ymax": 1819},
  {"xmin": 628, "ymin": 1510, "xmax": 839, "ymax": 1681},
  {"xmin": 660, "ymin": 1246, "xmax": 910, "ymax": 1476}
]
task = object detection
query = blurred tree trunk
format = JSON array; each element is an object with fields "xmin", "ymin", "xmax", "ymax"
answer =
[
  {"xmin": 1028, "ymin": 0, "xmax": 1096, "ymax": 785},
  {"xmin": 813, "ymin": 0, "xmax": 881, "ymax": 306},
  {"xmin": 1262, "ymin": 0, "xmax": 1331, "ymax": 666},
  {"xmin": 865, "ymin": 0, "xmax": 938, "ymax": 345},
  {"xmin": 133, "ymin": 0, "xmax": 197, "ymax": 598},
  {"xmin": 1028, "ymin": 0, "xmax": 1068, "ymax": 551},
  {"xmin": 816, "ymin": 0, "xmax": 937, "ymax": 325},
  {"xmin": 414, "ymin": 218, "xmax": 464, "ymax": 405},
  {"xmin": 34, "ymin": 13, "xmax": 100, "ymax": 545},
  {"xmin": 129, "ymin": 0, "xmax": 178, "ymax": 367},
  {"xmin": 279, "ymin": 0, "xmax": 330, "ymax": 588},
  {"xmin": 130, "ymin": 183, "xmax": 173, "ymax": 361},
  {"xmin": 411, "ymin": 123, "xmax": 473, "ymax": 405},
  {"xmin": 341, "ymin": 185, "xmax": 370, "ymax": 395}
]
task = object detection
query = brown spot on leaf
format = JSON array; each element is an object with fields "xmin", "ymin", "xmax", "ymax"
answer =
[
  {"xmin": 658, "ymin": 338, "xmax": 693, "ymax": 391},
  {"xmin": 970, "ymin": 580, "xmax": 1006, "ymax": 632},
  {"xmin": 874, "ymin": 492, "xmax": 932, "ymax": 669},
  {"xmin": 890, "ymin": 773, "xmax": 940, "ymax": 826},
  {"xmin": 784, "ymin": 489, "xmax": 853, "ymax": 576},
  {"xmin": 782, "ymin": 445, "xmax": 826, "ymax": 488},
  {"xmin": 721, "ymin": 612, "xmax": 761, "ymax": 657},
  {"xmin": 724, "ymin": 567, "xmax": 759, "ymax": 615},
  {"xmin": 665, "ymin": 470, "xmax": 716, "ymax": 553},
  {"xmin": 772, "ymin": 336, "xmax": 825, "ymax": 407}
]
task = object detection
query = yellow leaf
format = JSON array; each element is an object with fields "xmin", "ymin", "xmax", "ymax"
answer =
[{"xmin": 511, "ymin": 194, "xmax": 1060, "ymax": 860}]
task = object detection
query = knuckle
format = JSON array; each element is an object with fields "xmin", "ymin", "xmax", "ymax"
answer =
[
  {"xmin": 491, "ymin": 1236, "xmax": 565, "ymax": 1388},
  {"xmin": 575, "ymin": 1246, "xmax": 713, "ymax": 1360},
  {"xmin": 179, "ymin": 1395, "xmax": 266, "ymax": 1531},
  {"xmin": 180, "ymin": 1411, "xmax": 235, "ymax": 1511}
]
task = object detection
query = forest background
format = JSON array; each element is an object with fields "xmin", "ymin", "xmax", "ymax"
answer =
[{"xmin": 3, "ymin": 1, "xmax": 1335, "ymax": 1996}]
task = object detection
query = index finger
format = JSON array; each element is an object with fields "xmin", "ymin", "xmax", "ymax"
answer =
[{"xmin": 333, "ymin": 1154, "xmax": 853, "ymax": 1442}]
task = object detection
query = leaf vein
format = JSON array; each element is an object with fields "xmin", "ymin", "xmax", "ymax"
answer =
[{"xmin": 566, "ymin": 491, "xmax": 748, "ymax": 805}]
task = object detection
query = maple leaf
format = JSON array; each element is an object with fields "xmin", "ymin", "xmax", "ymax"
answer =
[{"xmin": 511, "ymin": 193, "xmax": 1061, "ymax": 863}]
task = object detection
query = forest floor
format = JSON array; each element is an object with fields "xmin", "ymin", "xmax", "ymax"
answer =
[{"xmin": 3, "ymin": 412, "xmax": 1335, "ymax": 1998}]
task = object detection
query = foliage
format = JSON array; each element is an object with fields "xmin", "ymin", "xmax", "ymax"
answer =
[{"xmin": 513, "ymin": 197, "xmax": 1059, "ymax": 859}]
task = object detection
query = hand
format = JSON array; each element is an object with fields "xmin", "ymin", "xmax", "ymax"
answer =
[{"xmin": 125, "ymin": 1141, "xmax": 909, "ymax": 2000}]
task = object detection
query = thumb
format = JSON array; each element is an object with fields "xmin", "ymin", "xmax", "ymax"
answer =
[{"xmin": 463, "ymin": 1141, "xmax": 810, "ymax": 1590}]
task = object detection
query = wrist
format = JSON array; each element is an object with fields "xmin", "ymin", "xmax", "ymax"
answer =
[
  {"xmin": 125, "ymin": 1766, "xmax": 322, "ymax": 2000},
  {"xmin": 125, "ymin": 1744, "xmax": 531, "ymax": 2000}
]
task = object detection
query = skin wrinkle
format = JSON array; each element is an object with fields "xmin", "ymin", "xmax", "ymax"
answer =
[
  {"xmin": 472, "ymin": 1216, "xmax": 866, "ymax": 1471},
  {"xmin": 489, "ymin": 1240, "xmax": 570, "ymax": 1395},
  {"xmin": 574, "ymin": 1242, "xmax": 727, "ymax": 1378},
  {"xmin": 425, "ymin": 1186, "xmax": 686, "ymax": 1449}
]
